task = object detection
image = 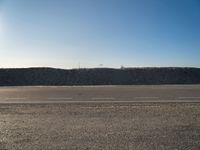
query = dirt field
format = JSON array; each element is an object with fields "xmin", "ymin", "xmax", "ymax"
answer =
[{"xmin": 0, "ymin": 103, "xmax": 200, "ymax": 150}]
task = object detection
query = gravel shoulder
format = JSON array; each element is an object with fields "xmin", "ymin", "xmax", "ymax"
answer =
[{"xmin": 0, "ymin": 103, "xmax": 200, "ymax": 150}]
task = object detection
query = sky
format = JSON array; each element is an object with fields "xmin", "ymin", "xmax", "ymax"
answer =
[{"xmin": 0, "ymin": 0, "xmax": 200, "ymax": 68}]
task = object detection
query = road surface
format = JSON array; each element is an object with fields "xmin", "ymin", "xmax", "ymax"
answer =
[{"xmin": 0, "ymin": 85, "xmax": 200, "ymax": 103}]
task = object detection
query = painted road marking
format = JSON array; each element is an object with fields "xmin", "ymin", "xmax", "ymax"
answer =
[
  {"xmin": 0, "ymin": 100, "xmax": 200, "ymax": 104},
  {"xmin": 178, "ymin": 97, "xmax": 200, "ymax": 99},
  {"xmin": 92, "ymin": 97, "xmax": 115, "ymax": 100},
  {"xmin": 47, "ymin": 97, "xmax": 73, "ymax": 100},
  {"xmin": 134, "ymin": 97, "xmax": 159, "ymax": 99},
  {"xmin": 5, "ymin": 97, "xmax": 26, "ymax": 100}
]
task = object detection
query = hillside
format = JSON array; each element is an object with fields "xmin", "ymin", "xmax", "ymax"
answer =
[{"xmin": 0, "ymin": 67, "xmax": 200, "ymax": 86}]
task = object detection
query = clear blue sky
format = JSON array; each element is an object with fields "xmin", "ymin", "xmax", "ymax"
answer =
[{"xmin": 0, "ymin": 0, "xmax": 200, "ymax": 68}]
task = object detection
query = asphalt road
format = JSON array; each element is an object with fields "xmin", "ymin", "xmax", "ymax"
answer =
[{"xmin": 0, "ymin": 85, "xmax": 200, "ymax": 103}]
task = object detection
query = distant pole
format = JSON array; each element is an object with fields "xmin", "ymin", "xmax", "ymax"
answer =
[
  {"xmin": 121, "ymin": 65, "xmax": 125, "ymax": 69},
  {"xmin": 99, "ymin": 64, "xmax": 103, "ymax": 67},
  {"xmin": 78, "ymin": 62, "xmax": 80, "ymax": 69}
]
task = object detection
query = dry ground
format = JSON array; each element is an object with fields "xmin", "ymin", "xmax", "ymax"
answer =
[{"xmin": 0, "ymin": 103, "xmax": 200, "ymax": 150}]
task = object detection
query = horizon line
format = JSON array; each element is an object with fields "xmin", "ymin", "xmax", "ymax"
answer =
[{"xmin": 0, "ymin": 66, "xmax": 200, "ymax": 70}]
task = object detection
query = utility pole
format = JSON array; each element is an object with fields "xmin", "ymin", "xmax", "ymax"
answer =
[
  {"xmin": 78, "ymin": 62, "xmax": 80, "ymax": 69},
  {"xmin": 99, "ymin": 64, "xmax": 103, "ymax": 67}
]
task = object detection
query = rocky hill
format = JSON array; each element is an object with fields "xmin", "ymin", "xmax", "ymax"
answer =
[{"xmin": 0, "ymin": 67, "xmax": 200, "ymax": 86}]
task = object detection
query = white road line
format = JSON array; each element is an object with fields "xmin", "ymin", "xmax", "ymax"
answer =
[
  {"xmin": 178, "ymin": 97, "xmax": 200, "ymax": 99},
  {"xmin": 47, "ymin": 97, "xmax": 73, "ymax": 100},
  {"xmin": 5, "ymin": 97, "xmax": 26, "ymax": 100},
  {"xmin": 134, "ymin": 97, "xmax": 159, "ymax": 99},
  {"xmin": 0, "ymin": 100, "xmax": 200, "ymax": 104},
  {"xmin": 91, "ymin": 97, "xmax": 115, "ymax": 100}
]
